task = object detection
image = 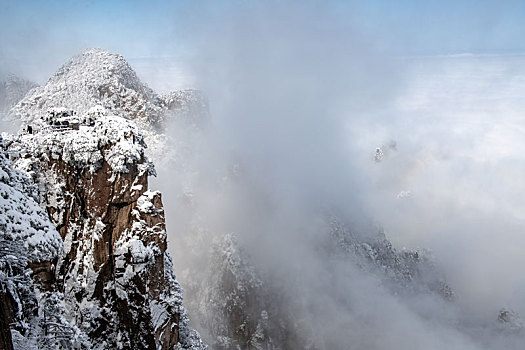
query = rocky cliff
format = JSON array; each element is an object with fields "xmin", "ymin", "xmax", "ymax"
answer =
[
  {"xmin": 0, "ymin": 49, "xmax": 206, "ymax": 349},
  {"xmin": 8, "ymin": 48, "xmax": 206, "ymax": 133},
  {"xmin": 2, "ymin": 113, "xmax": 205, "ymax": 349},
  {"xmin": 180, "ymin": 219, "xmax": 455, "ymax": 349},
  {"xmin": 0, "ymin": 134, "xmax": 69, "ymax": 349}
]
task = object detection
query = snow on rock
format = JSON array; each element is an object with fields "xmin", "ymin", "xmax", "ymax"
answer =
[
  {"xmin": 0, "ymin": 135, "xmax": 90, "ymax": 349},
  {"xmin": 0, "ymin": 135, "xmax": 61, "ymax": 263},
  {"xmin": 183, "ymin": 233, "xmax": 294, "ymax": 350},
  {"xmin": 2, "ymin": 79, "xmax": 205, "ymax": 350},
  {"xmin": 5, "ymin": 118, "xmax": 206, "ymax": 348},
  {"xmin": 163, "ymin": 89, "xmax": 207, "ymax": 113},
  {"xmin": 162, "ymin": 89, "xmax": 209, "ymax": 129},
  {"xmin": 10, "ymin": 48, "xmax": 165, "ymax": 128},
  {"xmin": 7, "ymin": 48, "xmax": 209, "ymax": 170},
  {"xmin": 327, "ymin": 215, "xmax": 454, "ymax": 300},
  {"xmin": 185, "ymin": 212, "xmax": 458, "ymax": 349},
  {"xmin": 137, "ymin": 190, "xmax": 160, "ymax": 213},
  {"xmin": 498, "ymin": 308, "xmax": 524, "ymax": 332},
  {"xmin": 1, "ymin": 48, "xmax": 208, "ymax": 349},
  {"xmin": 10, "ymin": 114, "xmax": 155, "ymax": 175},
  {"xmin": 9, "ymin": 48, "xmax": 208, "ymax": 137}
]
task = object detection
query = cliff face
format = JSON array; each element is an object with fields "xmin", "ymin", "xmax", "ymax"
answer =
[
  {"xmin": 191, "ymin": 234, "xmax": 304, "ymax": 350},
  {"xmin": 0, "ymin": 48, "xmax": 206, "ymax": 349},
  {"xmin": 0, "ymin": 134, "xmax": 65, "ymax": 349},
  {"xmin": 2, "ymin": 114, "xmax": 205, "ymax": 349}
]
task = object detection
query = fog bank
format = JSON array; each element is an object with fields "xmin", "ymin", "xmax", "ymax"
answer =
[{"xmin": 149, "ymin": 2, "xmax": 525, "ymax": 349}]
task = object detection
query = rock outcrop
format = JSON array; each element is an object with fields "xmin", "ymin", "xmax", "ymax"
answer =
[
  {"xmin": 162, "ymin": 90, "xmax": 208, "ymax": 127},
  {"xmin": 184, "ymin": 217, "xmax": 454, "ymax": 349},
  {"xmin": 1, "ymin": 48, "xmax": 206, "ymax": 349},
  {"xmin": 0, "ymin": 134, "xmax": 71, "ymax": 349},
  {"xmin": 2, "ymin": 113, "xmax": 205, "ymax": 349}
]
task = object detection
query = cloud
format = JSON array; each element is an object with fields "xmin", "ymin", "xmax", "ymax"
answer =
[
  {"xmin": 3, "ymin": 0, "xmax": 523, "ymax": 347},
  {"xmin": 149, "ymin": 2, "xmax": 525, "ymax": 349},
  {"xmin": 360, "ymin": 56, "xmax": 525, "ymax": 319}
]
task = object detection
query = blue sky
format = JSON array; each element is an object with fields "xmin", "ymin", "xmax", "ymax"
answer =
[
  {"xmin": 357, "ymin": 0, "xmax": 525, "ymax": 54},
  {"xmin": 1, "ymin": 0, "xmax": 525, "ymax": 81}
]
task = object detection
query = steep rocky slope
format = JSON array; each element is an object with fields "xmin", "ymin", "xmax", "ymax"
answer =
[
  {"xmin": 5, "ymin": 47, "xmax": 523, "ymax": 350},
  {"xmin": 2, "ymin": 113, "xmax": 205, "ymax": 349},
  {"xmin": 150, "ymin": 97, "xmax": 524, "ymax": 349},
  {"xmin": 0, "ymin": 134, "xmax": 78, "ymax": 349},
  {"xmin": 179, "ymin": 220, "xmax": 454, "ymax": 349},
  {"xmin": 1, "ymin": 49, "xmax": 207, "ymax": 349},
  {"xmin": 162, "ymin": 90, "xmax": 208, "ymax": 127},
  {"xmin": 8, "ymin": 48, "xmax": 208, "ymax": 161}
]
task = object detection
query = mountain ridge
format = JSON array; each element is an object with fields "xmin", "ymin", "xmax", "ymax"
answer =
[
  {"xmin": 10, "ymin": 48, "xmax": 166, "ymax": 128},
  {"xmin": 0, "ymin": 49, "xmax": 207, "ymax": 349}
]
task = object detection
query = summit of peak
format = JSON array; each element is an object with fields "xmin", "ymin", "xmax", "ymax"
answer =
[
  {"xmin": 7, "ymin": 48, "xmax": 208, "ymax": 136},
  {"xmin": 11, "ymin": 48, "xmax": 165, "ymax": 126},
  {"xmin": 51, "ymin": 48, "xmax": 137, "ymax": 83},
  {"xmin": 65, "ymin": 48, "xmax": 127, "ymax": 67}
]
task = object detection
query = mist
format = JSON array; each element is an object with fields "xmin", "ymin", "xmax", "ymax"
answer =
[
  {"xmin": 1, "ymin": 0, "xmax": 524, "ymax": 348},
  {"xmin": 144, "ymin": 2, "xmax": 525, "ymax": 349}
]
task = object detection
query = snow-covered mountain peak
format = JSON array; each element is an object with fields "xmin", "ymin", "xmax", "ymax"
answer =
[
  {"xmin": 11, "ymin": 48, "xmax": 165, "ymax": 127},
  {"xmin": 50, "ymin": 48, "xmax": 141, "ymax": 90}
]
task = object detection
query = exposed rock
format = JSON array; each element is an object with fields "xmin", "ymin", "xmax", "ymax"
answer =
[
  {"xmin": 2, "ymin": 114, "xmax": 205, "ymax": 349},
  {"xmin": 0, "ymin": 287, "xmax": 15, "ymax": 350},
  {"xmin": 185, "ymin": 214, "xmax": 455, "ymax": 349},
  {"xmin": 0, "ymin": 134, "xmax": 73, "ymax": 349},
  {"xmin": 184, "ymin": 233, "xmax": 306, "ymax": 350},
  {"xmin": 373, "ymin": 140, "xmax": 397, "ymax": 163},
  {"xmin": 1, "ymin": 47, "xmax": 209, "ymax": 349}
]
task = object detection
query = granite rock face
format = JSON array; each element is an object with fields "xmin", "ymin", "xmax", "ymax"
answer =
[
  {"xmin": 0, "ymin": 49, "xmax": 206, "ymax": 349},
  {"xmin": 0, "ymin": 134, "xmax": 66, "ymax": 349},
  {"xmin": 3, "ymin": 114, "xmax": 205, "ymax": 349}
]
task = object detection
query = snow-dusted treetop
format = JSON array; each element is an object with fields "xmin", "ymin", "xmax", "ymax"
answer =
[{"xmin": 10, "ymin": 113, "xmax": 156, "ymax": 175}]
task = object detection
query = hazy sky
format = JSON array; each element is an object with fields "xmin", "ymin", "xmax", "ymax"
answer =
[{"xmin": 2, "ymin": 0, "xmax": 525, "ymax": 83}]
